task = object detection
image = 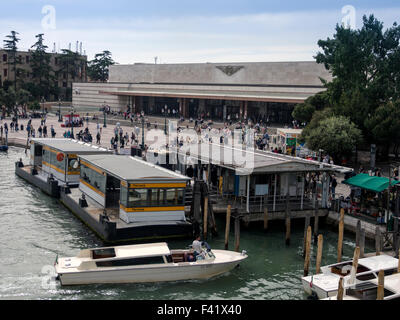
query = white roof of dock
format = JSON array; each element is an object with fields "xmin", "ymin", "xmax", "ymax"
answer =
[
  {"xmin": 79, "ymin": 154, "xmax": 190, "ymax": 181},
  {"xmin": 31, "ymin": 138, "xmax": 112, "ymax": 154},
  {"xmin": 174, "ymin": 143, "xmax": 353, "ymax": 175}
]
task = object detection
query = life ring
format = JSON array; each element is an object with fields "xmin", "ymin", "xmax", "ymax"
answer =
[{"xmin": 56, "ymin": 153, "xmax": 64, "ymax": 162}]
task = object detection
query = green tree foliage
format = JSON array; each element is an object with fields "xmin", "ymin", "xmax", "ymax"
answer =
[
  {"xmin": 30, "ymin": 33, "xmax": 55, "ymax": 100},
  {"xmin": 296, "ymin": 15, "xmax": 400, "ymax": 159},
  {"xmin": 58, "ymin": 49, "xmax": 82, "ymax": 101},
  {"xmin": 3, "ymin": 31, "xmax": 21, "ymax": 91},
  {"xmin": 87, "ymin": 51, "xmax": 115, "ymax": 82},
  {"xmin": 292, "ymin": 91, "xmax": 330, "ymax": 124},
  {"xmin": 303, "ymin": 115, "xmax": 362, "ymax": 163}
]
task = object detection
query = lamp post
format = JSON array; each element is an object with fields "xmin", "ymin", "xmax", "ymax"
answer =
[
  {"xmin": 58, "ymin": 98, "xmax": 62, "ymax": 122},
  {"xmin": 103, "ymin": 104, "xmax": 107, "ymax": 128},
  {"xmin": 141, "ymin": 116, "xmax": 145, "ymax": 150},
  {"xmin": 70, "ymin": 107, "xmax": 75, "ymax": 139},
  {"xmin": 164, "ymin": 104, "xmax": 167, "ymax": 135},
  {"xmin": 41, "ymin": 97, "xmax": 45, "ymax": 117}
]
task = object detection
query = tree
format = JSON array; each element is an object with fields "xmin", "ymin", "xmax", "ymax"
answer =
[
  {"xmin": 57, "ymin": 49, "xmax": 81, "ymax": 101},
  {"xmin": 303, "ymin": 115, "xmax": 362, "ymax": 163},
  {"xmin": 87, "ymin": 50, "xmax": 115, "ymax": 82},
  {"xmin": 3, "ymin": 31, "xmax": 21, "ymax": 91},
  {"xmin": 315, "ymin": 15, "xmax": 400, "ymax": 140},
  {"xmin": 364, "ymin": 101, "xmax": 400, "ymax": 159},
  {"xmin": 30, "ymin": 33, "xmax": 55, "ymax": 100},
  {"xmin": 292, "ymin": 91, "xmax": 331, "ymax": 124}
]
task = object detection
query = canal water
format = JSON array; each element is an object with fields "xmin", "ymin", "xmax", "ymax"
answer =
[{"xmin": 0, "ymin": 147, "xmax": 374, "ymax": 300}]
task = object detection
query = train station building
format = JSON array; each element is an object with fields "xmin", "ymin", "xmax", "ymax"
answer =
[{"xmin": 72, "ymin": 61, "xmax": 331, "ymax": 125}]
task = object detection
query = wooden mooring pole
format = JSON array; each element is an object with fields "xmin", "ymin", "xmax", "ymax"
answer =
[
  {"xmin": 398, "ymin": 249, "xmax": 400, "ymax": 273},
  {"xmin": 377, "ymin": 270, "xmax": 384, "ymax": 300},
  {"xmin": 303, "ymin": 226, "xmax": 312, "ymax": 277},
  {"xmin": 375, "ymin": 226, "xmax": 381, "ymax": 256},
  {"xmin": 285, "ymin": 194, "xmax": 291, "ymax": 245},
  {"xmin": 224, "ymin": 205, "xmax": 231, "ymax": 250},
  {"xmin": 337, "ymin": 278, "xmax": 344, "ymax": 300},
  {"xmin": 316, "ymin": 234, "xmax": 323, "ymax": 274},
  {"xmin": 303, "ymin": 215, "xmax": 311, "ymax": 258},
  {"xmin": 263, "ymin": 207, "xmax": 268, "ymax": 231},
  {"xmin": 314, "ymin": 195, "xmax": 319, "ymax": 243},
  {"xmin": 348, "ymin": 246, "xmax": 360, "ymax": 285},
  {"xmin": 234, "ymin": 217, "xmax": 240, "ymax": 253},
  {"xmin": 360, "ymin": 228, "xmax": 365, "ymax": 258},
  {"xmin": 356, "ymin": 220, "xmax": 361, "ymax": 247},
  {"xmin": 337, "ymin": 209, "xmax": 344, "ymax": 263},
  {"xmin": 203, "ymin": 197, "xmax": 208, "ymax": 240}
]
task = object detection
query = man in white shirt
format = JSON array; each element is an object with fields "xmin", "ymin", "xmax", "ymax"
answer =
[{"xmin": 192, "ymin": 235, "xmax": 202, "ymax": 259}]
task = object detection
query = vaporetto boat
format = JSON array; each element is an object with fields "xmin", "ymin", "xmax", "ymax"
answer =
[{"xmin": 55, "ymin": 242, "xmax": 248, "ymax": 285}]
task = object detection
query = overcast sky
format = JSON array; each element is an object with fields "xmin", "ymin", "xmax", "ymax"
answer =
[{"xmin": 1, "ymin": 0, "xmax": 399, "ymax": 64}]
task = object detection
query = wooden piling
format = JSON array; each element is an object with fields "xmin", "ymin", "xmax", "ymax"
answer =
[
  {"xmin": 316, "ymin": 234, "xmax": 323, "ymax": 274},
  {"xmin": 375, "ymin": 226, "xmax": 381, "ymax": 256},
  {"xmin": 356, "ymin": 220, "xmax": 361, "ymax": 247},
  {"xmin": 234, "ymin": 217, "xmax": 240, "ymax": 252},
  {"xmin": 337, "ymin": 209, "xmax": 344, "ymax": 263},
  {"xmin": 285, "ymin": 194, "xmax": 291, "ymax": 245},
  {"xmin": 337, "ymin": 278, "xmax": 344, "ymax": 300},
  {"xmin": 398, "ymin": 249, "xmax": 400, "ymax": 273},
  {"xmin": 303, "ymin": 226, "xmax": 312, "ymax": 277},
  {"xmin": 377, "ymin": 270, "xmax": 385, "ymax": 300},
  {"xmin": 263, "ymin": 207, "xmax": 268, "ymax": 230},
  {"xmin": 224, "ymin": 205, "xmax": 231, "ymax": 250},
  {"xmin": 303, "ymin": 215, "xmax": 311, "ymax": 258},
  {"xmin": 360, "ymin": 228, "xmax": 365, "ymax": 258},
  {"xmin": 203, "ymin": 197, "xmax": 208, "ymax": 240},
  {"xmin": 349, "ymin": 246, "xmax": 360, "ymax": 285},
  {"xmin": 314, "ymin": 196, "xmax": 319, "ymax": 242},
  {"xmin": 285, "ymin": 216, "xmax": 291, "ymax": 246}
]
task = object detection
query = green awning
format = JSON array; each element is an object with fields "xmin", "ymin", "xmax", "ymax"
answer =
[{"xmin": 343, "ymin": 173, "xmax": 400, "ymax": 193}]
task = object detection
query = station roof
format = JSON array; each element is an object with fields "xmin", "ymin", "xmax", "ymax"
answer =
[
  {"xmin": 31, "ymin": 138, "xmax": 112, "ymax": 154},
  {"xmin": 99, "ymin": 88, "xmax": 309, "ymax": 103},
  {"xmin": 174, "ymin": 143, "xmax": 353, "ymax": 175},
  {"xmin": 79, "ymin": 154, "xmax": 190, "ymax": 182}
]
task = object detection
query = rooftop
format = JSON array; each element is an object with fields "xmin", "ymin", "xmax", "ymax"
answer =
[
  {"xmin": 79, "ymin": 154, "xmax": 190, "ymax": 181},
  {"xmin": 32, "ymin": 138, "xmax": 111, "ymax": 154}
]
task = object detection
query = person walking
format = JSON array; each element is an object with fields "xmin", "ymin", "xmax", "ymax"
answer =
[
  {"xmin": 331, "ymin": 175, "xmax": 337, "ymax": 199},
  {"xmin": 96, "ymin": 131, "xmax": 101, "ymax": 145}
]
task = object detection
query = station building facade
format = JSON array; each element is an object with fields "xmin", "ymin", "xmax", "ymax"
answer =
[{"xmin": 72, "ymin": 61, "xmax": 332, "ymax": 125}]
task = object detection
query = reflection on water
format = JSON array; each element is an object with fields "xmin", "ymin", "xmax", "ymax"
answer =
[{"xmin": 0, "ymin": 147, "xmax": 371, "ymax": 300}]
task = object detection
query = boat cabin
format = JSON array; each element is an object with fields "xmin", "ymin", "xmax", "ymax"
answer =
[
  {"xmin": 78, "ymin": 154, "xmax": 190, "ymax": 224},
  {"xmin": 29, "ymin": 138, "xmax": 112, "ymax": 186}
]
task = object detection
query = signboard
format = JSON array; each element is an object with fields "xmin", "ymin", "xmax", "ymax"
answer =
[{"xmin": 255, "ymin": 184, "xmax": 269, "ymax": 196}]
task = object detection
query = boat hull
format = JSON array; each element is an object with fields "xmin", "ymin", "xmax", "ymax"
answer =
[{"xmin": 58, "ymin": 260, "xmax": 244, "ymax": 285}]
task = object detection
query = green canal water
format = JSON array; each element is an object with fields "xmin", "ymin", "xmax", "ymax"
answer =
[{"xmin": 0, "ymin": 147, "xmax": 374, "ymax": 300}]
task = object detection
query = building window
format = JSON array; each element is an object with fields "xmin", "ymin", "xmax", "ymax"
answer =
[
  {"xmin": 3, "ymin": 69, "xmax": 7, "ymax": 77},
  {"xmin": 62, "ymin": 82, "xmax": 67, "ymax": 88},
  {"xmin": 2, "ymin": 54, "xmax": 7, "ymax": 62},
  {"xmin": 26, "ymin": 56, "xmax": 30, "ymax": 64}
]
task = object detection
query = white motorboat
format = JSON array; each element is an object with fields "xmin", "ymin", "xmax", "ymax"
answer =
[
  {"xmin": 55, "ymin": 242, "xmax": 248, "ymax": 285},
  {"xmin": 302, "ymin": 254, "xmax": 398, "ymax": 299},
  {"xmin": 323, "ymin": 272, "xmax": 400, "ymax": 300}
]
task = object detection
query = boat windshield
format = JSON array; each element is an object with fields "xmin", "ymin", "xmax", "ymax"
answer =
[
  {"xmin": 92, "ymin": 248, "xmax": 116, "ymax": 260},
  {"xmin": 95, "ymin": 255, "xmax": 165, "ymax": 267},
  {"xmin": 356, "ymin": 268, "xmax": 396, "ymax": 282},
  {"xmin": 331, "ymin": 262, "xmax": 370, "ymax": 276},
  {"xmin": 345, "ymin": 282, "xmax": 395, "ymax": 300}
]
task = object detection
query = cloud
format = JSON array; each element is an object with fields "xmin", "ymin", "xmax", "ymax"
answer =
[{"xmin": 1, "ymin": 6, "xmax": 400, "ymax": 64}]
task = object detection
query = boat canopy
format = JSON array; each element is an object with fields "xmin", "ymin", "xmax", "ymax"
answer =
[
  {"xmin": 343, "ymin": 173, "xmax": 400, "ymax": 193},
  {"xmin": 111, "ymin": 242, "xmax": 171, "ymax": 259}
]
